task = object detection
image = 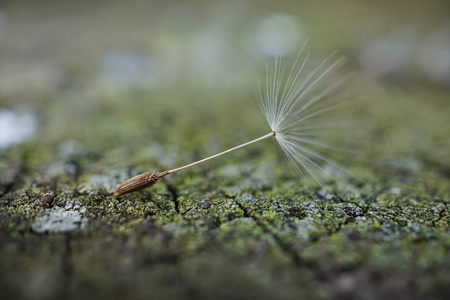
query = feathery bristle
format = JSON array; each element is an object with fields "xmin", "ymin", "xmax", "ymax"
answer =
[{"xmin": 258, "ymin": 45, "xmax": 361, "ymax": 195}]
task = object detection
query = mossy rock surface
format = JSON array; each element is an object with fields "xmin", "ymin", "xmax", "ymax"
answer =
[{"xmin": 1, "ymin": 1, "xmax": 449, "ymax": 299}]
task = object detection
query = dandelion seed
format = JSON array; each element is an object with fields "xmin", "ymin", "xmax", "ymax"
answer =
[{"xmin": 114, "ymin": 43, "xmax": 359, "ymax": 197}]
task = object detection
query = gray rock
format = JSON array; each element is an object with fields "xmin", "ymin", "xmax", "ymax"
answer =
[{"xmin": 32, "ymin": 206, "xmax": 88, "ymax": 233}]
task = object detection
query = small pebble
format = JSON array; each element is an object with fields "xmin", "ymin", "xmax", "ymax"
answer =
[
  {"xmin": 41, "ymin": 192, "xmax": 55, "ymax": 204},
  {"xmin": 200, "ymin": 202, "xmax": 211, "ymax": 209}
]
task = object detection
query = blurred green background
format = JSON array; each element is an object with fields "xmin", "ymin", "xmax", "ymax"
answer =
[
  {"xmin": 1, "ymin": 0, "xmax": 449, "ymax": 174},
  {"xmin": 0, "ymin": 1, "xmax": 449, "ymax": 299}
]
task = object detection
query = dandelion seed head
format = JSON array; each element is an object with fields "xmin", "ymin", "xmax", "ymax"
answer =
[
  {"xmin": 115, "ymin": 42, "xmax": 361, "ymax": 197},
  {"xmin": 259, "ymin": 42, "xmax": 360, "ymax": 193}
]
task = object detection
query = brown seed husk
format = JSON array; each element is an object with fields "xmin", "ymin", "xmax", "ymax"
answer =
[{"xmin": 114, "ymin": 171, "xmax": 169, "ymax": 197}]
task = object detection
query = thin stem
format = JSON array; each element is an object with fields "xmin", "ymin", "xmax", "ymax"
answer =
[{"xmin": 168, "ymin": 132, "xmax": 275, "ymax": 173}]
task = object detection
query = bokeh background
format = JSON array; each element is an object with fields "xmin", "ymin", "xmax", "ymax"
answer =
[
  {"xmin": 1, "ymin": 0, "xmax": 449, "ymax": 169},
  {"xmin": 0, "ymin": 0, "xmax": 449, "ymax": 299}
]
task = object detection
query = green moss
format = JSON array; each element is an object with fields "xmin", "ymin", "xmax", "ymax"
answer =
[{"xmin": 1, "ymin": 1, "xmax": 449, "ymax": 299}]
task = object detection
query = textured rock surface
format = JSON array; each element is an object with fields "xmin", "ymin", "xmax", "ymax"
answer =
[{"xmin": 0, "ymin": 1, "xmax": 449, "ymax": 299}]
